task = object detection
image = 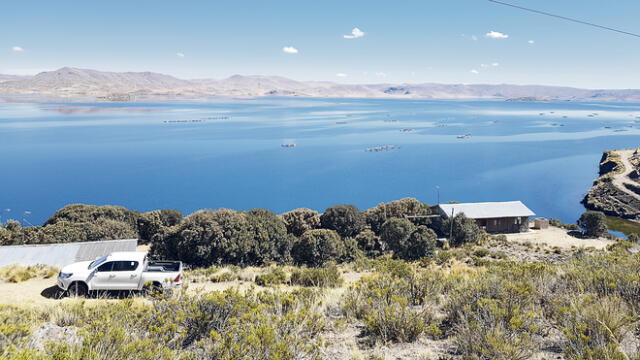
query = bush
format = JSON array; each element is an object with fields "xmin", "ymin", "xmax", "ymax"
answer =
[
  {"xmin": 0, "ymin": 264, "xmax": 59, "ymax": 283},
  {"xmin": 441, "ymin": 213, "xmax": 483, "ymax": 246},
  {"xmin": 354, "ymin": 229, "xmax": 386, "ymax": 258},
  {"xmin": 280, "ymin": 208, "xmax": 320, "ymax": 237},
  {"xmin": 364, "ymin": 198, "xmax": 431, "ymax": 233},
  {"xmin": 552, "ymin": 295, "xmax": 636, "ymax": 360},
  {"xmin": 137, "ymin": 209, "xmax": 182, "ymax": 243},
  {"xmin": 320, "ymin": 205, "xmax": 365, "ymax": 238},
  {"xmin": 379, "ymin": 219, "xmax": 437, "ymax": 260},
  {"xmin": 406, "ymin": 226, "xmax": 437, "ymax": 260},
  {"xmin": 290, "ymin": 265, "xmax": 344, "ymax": 287},
  {"xmin": 255, "ymin": 267, "xmax": 289, "ymax": 286},
  {"xmin": 578, "ymin": 211, "xmax": 608, "ymax": 238},
  {"xmin": 150, "ymin": 208, "xmax": 292, "ymax": 267},
  {"xmin": 343, "ymin": 268, "xmax": 439, "ymax": 343},
  {"xmin": 292, "ymin": 229, "xmax": 345, "ymax": 267},
  {"xmin": 379, "ymin": 218, "xmax": 415, "ymax": 257}
]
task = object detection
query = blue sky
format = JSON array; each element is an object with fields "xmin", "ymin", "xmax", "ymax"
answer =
[{"xmin": 2, "ymin": 0, "xmax": 639, "ymax": 88}]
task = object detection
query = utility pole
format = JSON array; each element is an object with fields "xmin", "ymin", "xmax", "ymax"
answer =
[{"xmin": 449, "ymin": 207, "xmax": 455, "ymax": 243}]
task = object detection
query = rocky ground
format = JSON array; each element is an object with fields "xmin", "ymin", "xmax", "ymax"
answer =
[{"xmin": 583, "ymin": 149, "xmax": 640, "ymax": 219}]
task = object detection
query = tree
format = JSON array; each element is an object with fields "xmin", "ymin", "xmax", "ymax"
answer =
[
  {"xmin": 292, "ymin": 229, "xmax": 344, "ymax": 267},
  {"xmin": 577, "ymin": 211, "xmax": 608, "ymax": 238},
  {"xmin": 45, "ymin": 204, "xmax": 141, "ymax": 229},
  {"xmin": 320, "ymin": 205, "xmax": 365, "ymax": 238},
  {"xmin": 442, "ymin": 213, "xmax": 482, "ymax": 247},
  {"xmin": 245, "ymin": 208, "xmax": 292, "ymax": 264},
  {"xmin": 379, "ymin": 218, "xmax": 416, "ymax": 258},
  {"xmin": 365, "ymin": 198, "xmax": 431, "ymax": 233},
  {"xmin": 407, "ymin": 226, "xmax": 437, "ymax": 260},
  {"xmin": 355, "ymin": 229, "xmax": 386, "ymax": 257},
  {"xmin": 280, "ymin": 208, "xmax": 320, "ymax": 237}
]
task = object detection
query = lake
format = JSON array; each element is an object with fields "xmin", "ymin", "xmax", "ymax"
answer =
[{"xmin": 1, "ymin": 97, "xmax": 639, "ymax": 226}]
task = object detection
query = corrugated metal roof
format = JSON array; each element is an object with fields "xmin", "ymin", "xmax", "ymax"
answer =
[
  {"xmin": 0, "ymin": 239, "xmax": 138, "ymax": 268},
  {"xmin": 438, "ymin": 201, "xmax": 535, "ymax": 219}
]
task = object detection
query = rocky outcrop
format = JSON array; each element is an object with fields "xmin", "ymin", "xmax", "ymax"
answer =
[{"xmin": 583, "ymin": 150, "xmax": 640, "ymax": 219}]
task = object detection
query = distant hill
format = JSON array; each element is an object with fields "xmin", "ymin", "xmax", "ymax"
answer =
[{"xmin": 1, "ymin": 67, "xmax": 640, "ymax": 101}]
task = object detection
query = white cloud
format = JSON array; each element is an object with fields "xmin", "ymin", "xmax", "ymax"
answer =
[
  {"xmin": 528, "ymin": 40, "xmax": 535, "ymax": 44},
  {"xmin": 492, "ymin": 62, "xmax": 499, "ymax": 67},
  {"xmin": 485, "ymin": 31, "xmax": 509, "ymax": 39},
  {"xmin": 471, "ymin": 35, "xmax": 478, "ymax": 41},
  {"xmin": 282, "ymin": 46, "xmax": 299, "ymax": 54},
  {"xmin": 335, "ymin": 73, "xmax": 348, "ymax": 78},
  {"xmin": 470, "ymin": 69, "xmax": 479, "ymax": 74},
  {"xmin": 11, "ymin": 46, "xmax": 24, "ymax": 52},
  {"xmin": 343, "ymin": 27, "xmax": 365, "ymax": 39},
  {"xmin": 375, "ymin": 72, "xmax": 387, "ymax": 78},
  {"xmin": 480, "ymin": 63, "xmax": 489, "ymax": 68},
  {"xmin": 176, "ymin": 52, "xmax": 185, "ymax": 58}
]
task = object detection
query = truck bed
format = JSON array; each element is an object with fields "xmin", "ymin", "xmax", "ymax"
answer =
[{"xmin": 145, "ymin": 260, "xmax": 181, "ymax": 272}]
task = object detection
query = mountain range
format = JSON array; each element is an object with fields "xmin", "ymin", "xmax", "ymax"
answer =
[{"xmin": 1, "ymin": 67, "xmax": 639, "ymax": 102}]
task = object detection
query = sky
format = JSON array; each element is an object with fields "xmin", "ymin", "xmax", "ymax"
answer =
[{"xmin": 1, "ymin": 0, "xmax": 640, "ymax": 88}]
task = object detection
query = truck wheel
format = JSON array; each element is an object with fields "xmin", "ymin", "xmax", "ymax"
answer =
[
  {"xmin": 143, "ymin": 282, "xmax": 163, "ymax": 297},
  {"xmin": 68, "ymin": 282, "xmax": 87, "ymax": 297}
]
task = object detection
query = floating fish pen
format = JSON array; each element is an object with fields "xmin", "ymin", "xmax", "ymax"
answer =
[
  {"xmin": 202, "ymin": 116, "xmax": 230, "ymax": 120},
  {"xmin": 164, "ymin": 119, "xmax": 207, "ymax": 123},
  {"xmin": 365, "ymin": 145, "xmax": 400, "ymax": 152},
  {"xmin": 281, "ymin": 143, "xmax": 297, "ymax": 148}
]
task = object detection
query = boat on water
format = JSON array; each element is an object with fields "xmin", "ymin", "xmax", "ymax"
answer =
[
  {"xmin": 457, "ymin": 134, "xmax": 472, "ymax": 139},
  {"xmin": 281, "ymin": 143, "xmax": 297, "ymax": 148}
]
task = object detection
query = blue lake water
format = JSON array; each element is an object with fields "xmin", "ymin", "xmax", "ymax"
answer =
[{"xmin": 1, "ymin": 97, "xmax": 639, "ymax": 226}]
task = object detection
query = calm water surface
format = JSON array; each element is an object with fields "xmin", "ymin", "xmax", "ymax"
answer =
[{"xmin": 1, "ymin": 97, "xmax": 639, "ymax": 225}]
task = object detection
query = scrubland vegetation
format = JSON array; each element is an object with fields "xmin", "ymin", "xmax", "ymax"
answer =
[
  {"xmin": 0, "ymin": 265, "xmax": 58, "ymax": 284},
  {"xmin": 1, "ymin": 199, "xmax": 637, "ymax": 359},
  {"xmin": 1, "ymin": 240, "xmax": 640, "ymax": 359}
]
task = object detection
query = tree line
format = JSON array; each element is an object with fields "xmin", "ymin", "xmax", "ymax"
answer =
[
  {"xmin": 0, "ymin": 200, "xmax": 611, "ymax": 267},
  {"xmin": 0, "ymin": 199, "xmax": 483, "ymax": 267}
]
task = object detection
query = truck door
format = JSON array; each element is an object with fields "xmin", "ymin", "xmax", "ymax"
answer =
[
  {"xmin": 112, "ymin": 261, "xmax": 141, "ymax": 290},
  {"xmin": 91, "ymin": 261, "xmax": 115, "ymax": 290}
]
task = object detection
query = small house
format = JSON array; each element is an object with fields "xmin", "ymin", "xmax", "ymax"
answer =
[{"xmin": 437, "ymin": 201, "xmax": 535, "ymax": 233}]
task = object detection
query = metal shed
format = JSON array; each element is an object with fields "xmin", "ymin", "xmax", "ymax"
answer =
[
  {"xmin": 0, "ymin": 239, "xmax": 138, "ymax": 268},
  {"xmin": 438, "ymin": 201, "xmax": 535, "ymax": 233}
]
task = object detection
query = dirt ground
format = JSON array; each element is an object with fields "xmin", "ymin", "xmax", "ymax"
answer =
[{"xmin": 505, "ymin": 225, "xmax": 614, "ymax": 250}]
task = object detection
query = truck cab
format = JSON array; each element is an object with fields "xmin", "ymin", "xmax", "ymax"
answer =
[{"xmin": 57, "ymin": 251, "xmax": 182, "ymax": 296}]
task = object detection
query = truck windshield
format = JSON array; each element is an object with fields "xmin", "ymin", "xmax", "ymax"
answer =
[{"xmin": 88, "ymin": 256, "xmax": 107, "ymax": 269}]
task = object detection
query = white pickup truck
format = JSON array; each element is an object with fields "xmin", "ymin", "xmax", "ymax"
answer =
[{"xmin": 57, "ymin": 251, "xmax": 182, "ymax": 296}]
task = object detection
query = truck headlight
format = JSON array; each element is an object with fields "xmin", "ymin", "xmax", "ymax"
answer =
[{"xmin": 59, "ymin": 272, "xmax": 73, "ymax": 279}]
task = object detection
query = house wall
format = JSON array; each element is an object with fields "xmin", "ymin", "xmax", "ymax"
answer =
[{"xmin": 477, "ymin": 216, "xmax": 530, "ymax": 233}]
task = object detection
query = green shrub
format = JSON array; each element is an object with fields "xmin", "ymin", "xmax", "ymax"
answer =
[
  {"xmin": 320, "ymin": 205, "xmax": 365, "ymax": 238},
  {"xmin": 280, "ymin": 208, "xmax": 320, "ymax": 237},
  {"xmin": 441, "ymin": 213, "xmax": 483, "ymax": 246},
  {"xmin": 292, "ymin": 229, "xmax": 345, "ymax": 267},
  {"xmin": 364, "ymin": 198, "xmax": 431, "ymax": 233},
  {"xmin": 255, "ymin": 267, "xmax": 288, "ymax": 286},
  {"xmin": 290, "ymin": 265, "xmax": 343, "ymax": 287},
  {"xmin": 578, "ymin": 211, "xmax": 608, "ymax": 238}
]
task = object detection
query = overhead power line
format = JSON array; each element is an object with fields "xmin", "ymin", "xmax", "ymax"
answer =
[{"xmin": 488, "ymin": 0, "xmax": 640, "ymax": 38}]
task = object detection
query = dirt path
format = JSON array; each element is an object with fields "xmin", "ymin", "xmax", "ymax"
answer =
[{"xmin": 612, "ymin": 149, "xmax": 640, "ymax": 200}]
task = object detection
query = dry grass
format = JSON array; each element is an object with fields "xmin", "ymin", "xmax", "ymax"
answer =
[{"xmin": 0, "ymin": 264, "xmax": 58, "ymax": 284}]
